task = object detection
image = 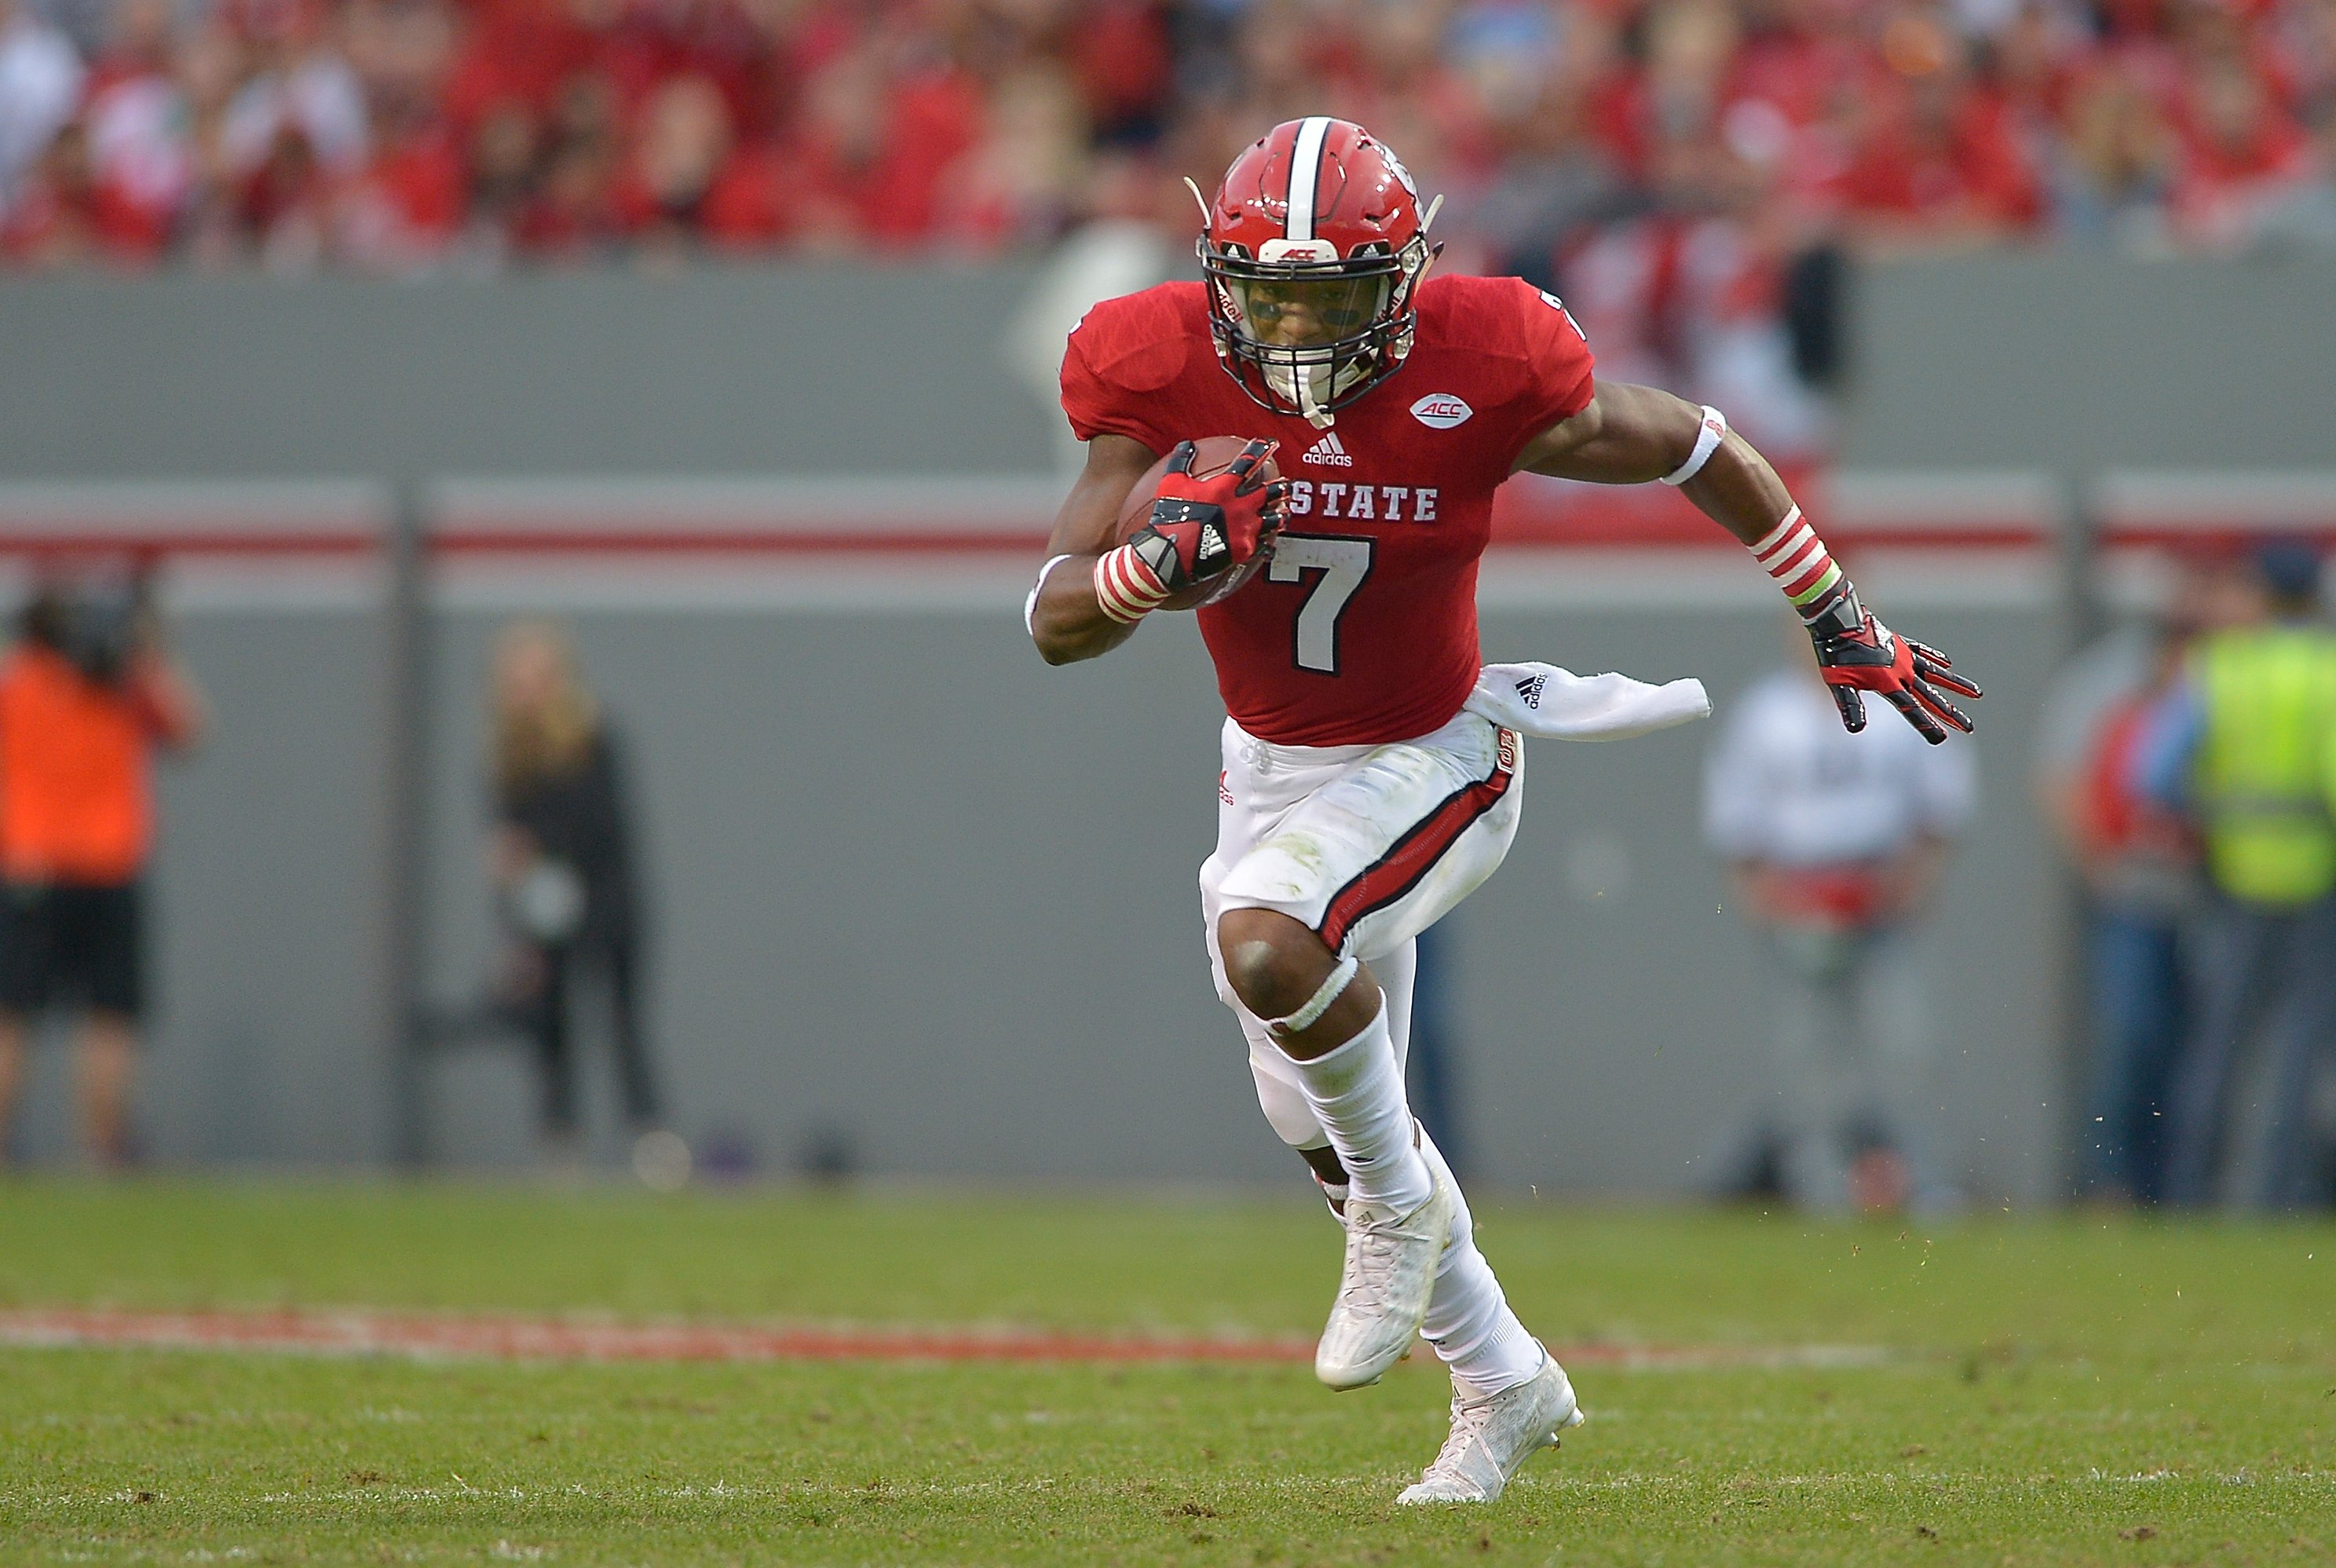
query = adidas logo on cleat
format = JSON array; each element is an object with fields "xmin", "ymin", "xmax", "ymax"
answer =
[{"xmin": 1300, "ymin": 432, "xmax": 1354, "ymax": 467}]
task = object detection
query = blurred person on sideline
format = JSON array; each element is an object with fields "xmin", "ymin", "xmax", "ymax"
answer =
[
  {"xmin": 1001, "ymin": 149, "xmax": 1183, "ymax": 475},
  {"xmin": 489, "ymin": 620, "xmax": 682, "ymax": 1186},
  {"xmin": 0, "ymin": 0, "xmax": 82, "ymax": 208},
  {"xmin": 2034, "ymin": 565, "xmax": 2237, "ymax": 1202},
  {"xmin": 0, "ymin": 572, "xmax": 203, "ymax": 1167},
  {"xmin": 1704, "ymin": 620, "xmax": 1978, "ymax": 1214},
  {"xmin": 2137, "ymin": 543, "xmax": 2336, "ymax": 1209}
]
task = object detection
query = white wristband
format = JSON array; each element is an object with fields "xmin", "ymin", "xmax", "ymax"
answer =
[{"xmin": 1660, "ymin": 406, "xmax": 1728, "ymax": 486}]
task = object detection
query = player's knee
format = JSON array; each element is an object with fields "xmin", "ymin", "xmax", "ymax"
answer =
[{"xmin": 1216, "ymin": 908, "xmax": 1331, "ymax": 1019}]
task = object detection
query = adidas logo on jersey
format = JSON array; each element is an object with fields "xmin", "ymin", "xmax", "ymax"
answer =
[{"xmin": 1300, "ymin": 432, "xmax": 1354, "ymax": 467}]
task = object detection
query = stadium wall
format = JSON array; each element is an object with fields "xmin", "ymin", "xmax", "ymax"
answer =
[
  {"xmin": 8, "ymin": 254, "xmax": 2336, "ymax": 482},
  {"xmin": 1840, "ymin": 253, "xmax": 2336, "ymax": 474},
  {"xmin": 0, "ymin": 266, "xmax": 1061, "ymax": 480},
  {"xmin": 4, "ymin": 252, "xmax": 2330, "ymax": 1197}
]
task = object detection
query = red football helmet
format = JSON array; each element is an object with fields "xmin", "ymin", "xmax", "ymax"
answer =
[{"xmin": 1194, "ymin": 118, "xmax": 1439, "ymax": 426}]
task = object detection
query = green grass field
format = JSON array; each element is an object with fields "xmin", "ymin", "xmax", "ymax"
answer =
[{"xmin": 2, "ymin": 1180, "xmax": 2332, "ymax": 1566}]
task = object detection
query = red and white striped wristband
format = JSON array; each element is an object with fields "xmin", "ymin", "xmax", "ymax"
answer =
[
  {"xmin": 1749, "ymin": 506, "xmax": 1851, "ymax": 622},
  {"xmin": 1092, "ymin": 543, "xmax": 1170, "ymax": 625}
]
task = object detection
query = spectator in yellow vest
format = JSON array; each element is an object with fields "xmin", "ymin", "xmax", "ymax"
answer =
[{"xmin": 2137, "ymin": 543, "xmax": 2336, "ymax": 1209}]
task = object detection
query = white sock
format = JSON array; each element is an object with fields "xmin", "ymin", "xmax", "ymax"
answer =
[
  {"xmin": 1417, "ymin": 1128, "xmax": 1545, "ymax": 1398},
  {"xmin": 1277, "ymin": 992, "xmax": 1433, "ymax": 1213}
]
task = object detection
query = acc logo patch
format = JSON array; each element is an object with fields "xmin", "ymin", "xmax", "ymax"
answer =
[{"xmin": 1409, "ymin": 393, "xmax": 1473, "ymax": 429}]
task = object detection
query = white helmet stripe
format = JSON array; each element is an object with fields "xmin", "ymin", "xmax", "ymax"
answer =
[{"xmin": 1284, "ymin": 116, "xmax": 1333, "ymax": 243}]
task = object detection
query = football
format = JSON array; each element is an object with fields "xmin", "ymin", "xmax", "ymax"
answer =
[{"xmin": 1115, "ymin": 436, "xmax": 1284, "ymax": 611}]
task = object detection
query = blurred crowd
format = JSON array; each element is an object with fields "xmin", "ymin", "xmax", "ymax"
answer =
[
  {"xmin": 9, "ymin": 0, "xmax": 2336, "ymax": 454},
  {"xmin": 4, "ymin": 0, "xmax": 2334, "ymax": 275}
]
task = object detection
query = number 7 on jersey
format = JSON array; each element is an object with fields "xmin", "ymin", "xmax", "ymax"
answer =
[{"xmin": 1267, "ymin": 535, "xmax": 1375, "ymax": 674}]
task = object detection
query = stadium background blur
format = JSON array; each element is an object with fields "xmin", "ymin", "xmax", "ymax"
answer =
[
  {"xmin": 7, "ymin": 0, "xmax": 2336, "ymax": 284},
  {"xmin": 6, "ymin": 0, "xmax": 2336, "ymax": 376},
  {"xmin": 2, "ymin": 0, "xmax": 2335, "ymax": 1204}
]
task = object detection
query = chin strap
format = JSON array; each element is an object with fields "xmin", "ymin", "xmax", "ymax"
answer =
[
  {"xmin": 1298, "ymin": 382, "xmax": 1334, "ymax": 429},
  {"xmin": 1266, "ymin": 357, "xmax": 1338, "ymax": 429}
]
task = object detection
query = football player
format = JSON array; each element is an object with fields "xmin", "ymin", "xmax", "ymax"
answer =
[{"xmin": 1025, "ymin": 117, "xmax": 1979, "ymax": 1504}]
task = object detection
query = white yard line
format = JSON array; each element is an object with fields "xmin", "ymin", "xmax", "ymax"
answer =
[{"xmin": 0, "ymin": 1307, "xmax": 1888, "ymax": 1371}]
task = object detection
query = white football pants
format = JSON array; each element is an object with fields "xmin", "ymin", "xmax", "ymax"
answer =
[
  {"xmin": 1199, "ymin": 707, "xmax": 1541, "ymax": 1389},
  {"xmin": 1199, "ymin": 706, "xmax": 1523, "ymax": 1146}
]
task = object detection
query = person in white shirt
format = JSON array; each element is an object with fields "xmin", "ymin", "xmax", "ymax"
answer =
[
  {"xmin": 1703, "ymin": 625, "xmax": 1979, "ymax": 1212},
  {"xmin": 0, "ymin": 0, "xmax": 82, "ymax": 210}
]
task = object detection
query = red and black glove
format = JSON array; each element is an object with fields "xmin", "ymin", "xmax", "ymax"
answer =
[
  {"xmin": 1094, "ymin": 440, "xmax": 1288, "ymax": 623},
  {"xmin": 1808, "ymin": 591, "xmax": 1981, "ymax": 744}
]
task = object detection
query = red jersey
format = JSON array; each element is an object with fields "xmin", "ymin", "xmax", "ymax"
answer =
[{"xmin": 1060, "ymin": 274, "xmax": 1595, "ymax": 747}]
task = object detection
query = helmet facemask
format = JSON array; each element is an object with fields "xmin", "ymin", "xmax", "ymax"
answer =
[{"xmin": 1201, "ymin": 232, "xmax": 1429, "ymax": 426}]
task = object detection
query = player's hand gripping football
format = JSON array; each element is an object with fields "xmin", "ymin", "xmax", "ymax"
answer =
[
  {"xmin": 1808, "ymin": 607, "xmax": 1982, "ymax": 744},
  {"xmin": 1092, "ymin": 439, "xmax": 1289, "ymax": 623}
]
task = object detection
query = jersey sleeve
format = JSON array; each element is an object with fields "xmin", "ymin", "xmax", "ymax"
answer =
[
  {"xmin": 1058, "ymin": 291, "xmax": 1192, "ymax": 457},
  {"xmin": 1495, "ymin": 281, "xmax": 1597, "ymax": 467}
]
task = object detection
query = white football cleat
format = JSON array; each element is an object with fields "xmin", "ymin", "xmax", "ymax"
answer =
[
  {"xmin": 1314, "ymin": 1169, "xmax": 1453, "ymax": 1390},
  {"xmin": 1396, "ymin": 1351, "xmax": 1582, "ymax": 1505}
]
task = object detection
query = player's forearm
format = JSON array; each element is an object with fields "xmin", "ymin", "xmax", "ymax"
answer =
[
  {"xmin": 1028, "ymin": 555, "xmax": 1140, "ymax": 664},
  {"xmin": 1677, "ymin": 408, "xmax": 1980, "ymax": 741},
  {"xmin": 1676, "ymin": 420, "xmax": 1858, "ymax": 629},
  {"xmin": 1678, "ymin": 432, "xmax": 1800, "ymax": 550},
  {"xmin": 1535, "ymin": 389, "xmax": 1855, "ymax": 629},
  {"xmin": 1032, "ymin": 434, "xmax": 1164, "ymax": 664}
]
